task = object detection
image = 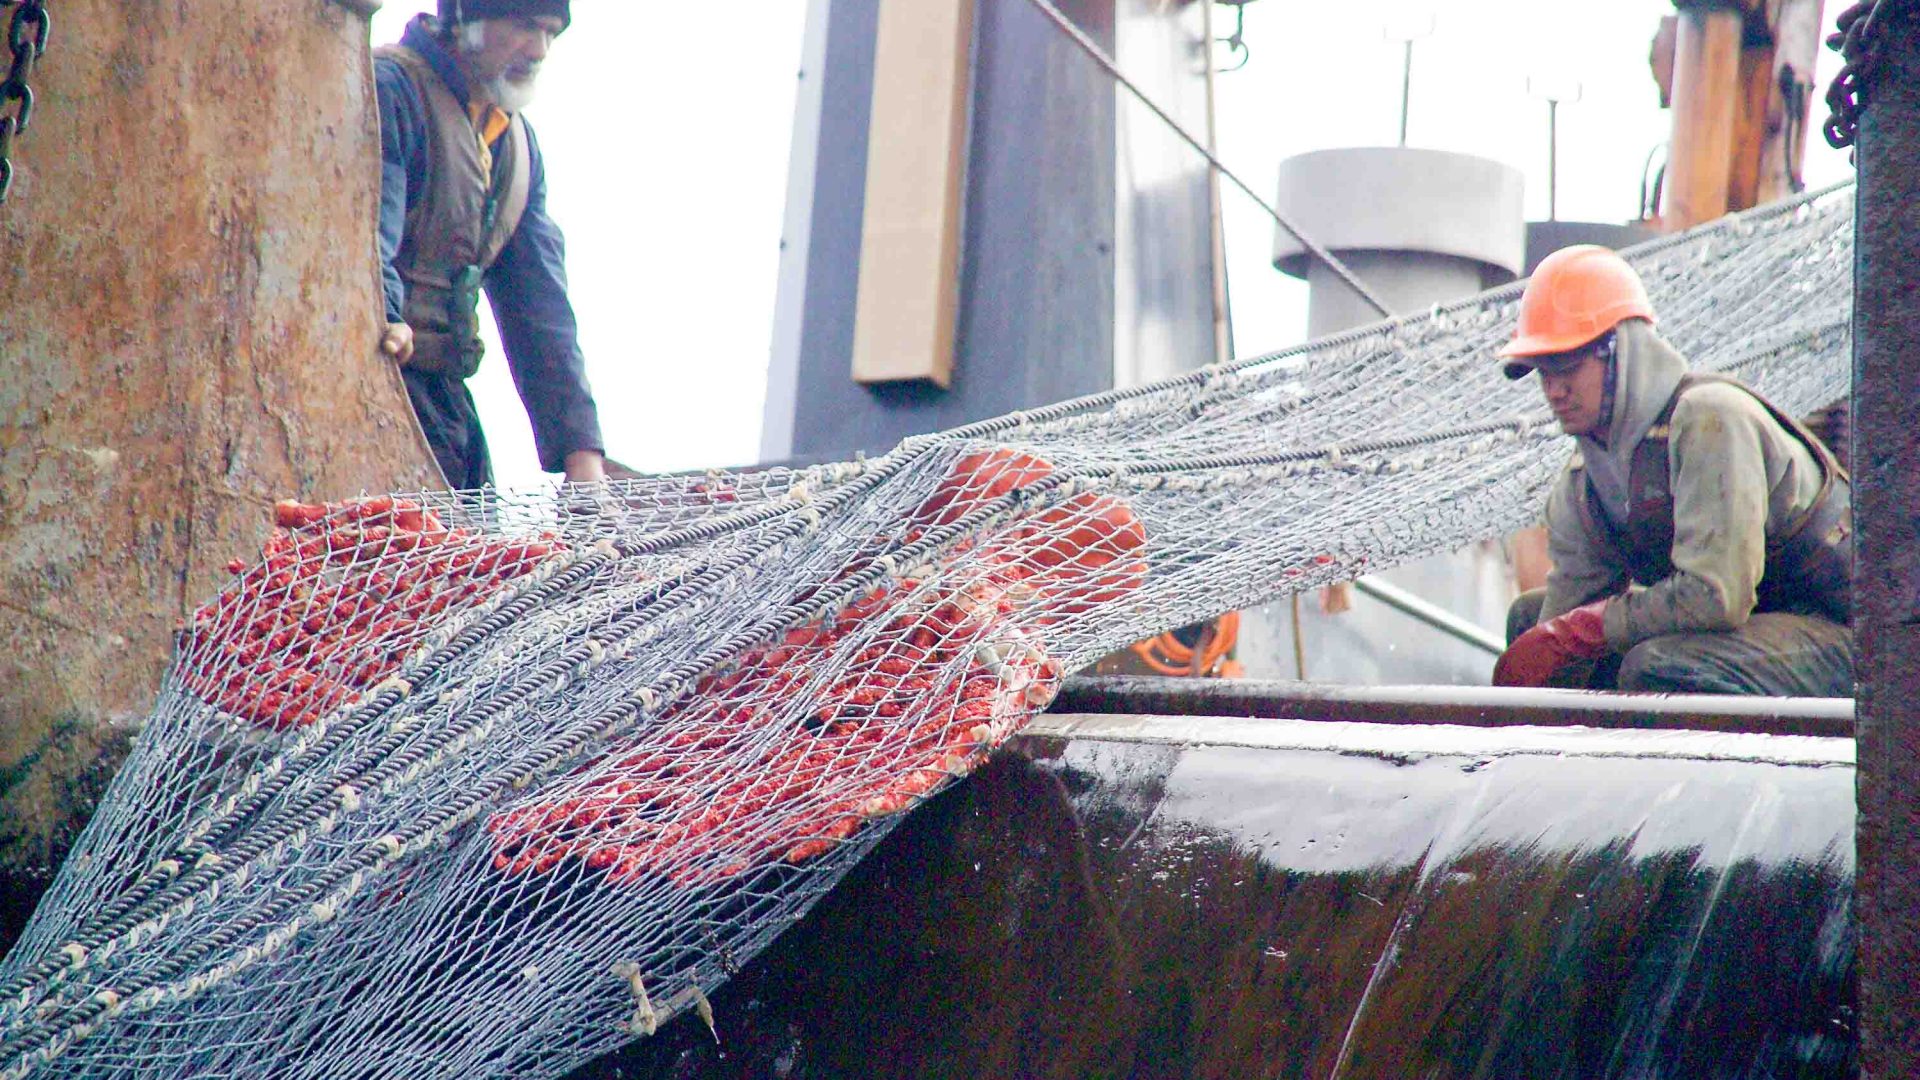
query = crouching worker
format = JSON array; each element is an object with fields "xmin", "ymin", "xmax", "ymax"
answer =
[{"xmin": 1492, "ymin": 245, "xmax": 1852, "ymax": 697}]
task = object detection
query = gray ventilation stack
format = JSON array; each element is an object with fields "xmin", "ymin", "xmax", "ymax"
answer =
[
  {"xmin": 1271, "ymin": 147, "xmax": 1527, "ymax": 338},
  {"xmin": 1242, "ymin": 146, "xmax": 1527, "ymax": 686}
]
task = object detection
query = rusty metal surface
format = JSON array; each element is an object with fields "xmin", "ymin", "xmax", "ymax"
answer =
[
  {"xmin": 1053, "ymin": 675, "xmax": 1855, "ymax": 738},
  {"xmin": 575, "ymin": 721, "xmax": 1856, "ymax": 1079},
  {"xmin": 0, "ymin": 0, "xmax": 440, "ymax": 869},
  {"xmin": 1849, "ymin": 2, "xmax": 1920, "ymax": 1070}
]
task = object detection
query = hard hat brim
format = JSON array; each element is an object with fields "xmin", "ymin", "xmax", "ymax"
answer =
[
  {"xmin": 1500, "ymin": 357, "xmax": 1540, "ymax": 380},
  {"xmin": 1498, "ymin": 337, "xmax": 1609, "ymax": 380},
  {"xmin": 1498, "ymin": 333, "xmax": 1596, "ymax": 379}
]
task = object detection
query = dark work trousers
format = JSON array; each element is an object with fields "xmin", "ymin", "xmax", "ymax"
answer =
[
  {"xmin": 402, "ymin": 367, "xmax": 494, "ymax": 490},
  {"xmin": 1506, "ymin": 588, "xmax": 1854, "ymax": 697}
]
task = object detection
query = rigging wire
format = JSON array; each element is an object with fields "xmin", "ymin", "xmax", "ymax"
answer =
[{"xmin": 1020, "ymin": 0, "xmax": 1397, "ymax": 321}]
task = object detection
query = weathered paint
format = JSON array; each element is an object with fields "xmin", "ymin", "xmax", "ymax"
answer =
[
  {"xmin": 0, "ymin": 0, "xmax": 440, "ymax": 869},
  {"xmin": 1052, "ymin": 675, "xmax": 1854, "ymax": 738},
  {"xmin": 1849, "ymin": 4, "xmax": 1920, "ymax": 1070},
  {"xmin": 763, "ymin": 0, "xmax": 1135, "ymax": 461},
  {"xmin": 575, "ymin": 720, "xmax": 1855, "ymax": 1078}
]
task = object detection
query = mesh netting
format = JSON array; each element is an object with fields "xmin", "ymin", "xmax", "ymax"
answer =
[{"xmin": 0, "ymin": 185, "xmax": 1855, "ymax": 1079}]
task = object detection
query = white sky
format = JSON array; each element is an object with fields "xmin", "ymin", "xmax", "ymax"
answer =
[
  {"xmin": 370, "ymin": 2, "xmax": 807, "ymax": 486},
  {"xmin": 369, "ymin": 1, "xmax": 1854, "ymax": 490}
]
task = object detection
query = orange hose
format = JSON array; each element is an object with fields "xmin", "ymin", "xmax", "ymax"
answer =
[{"xmin": 1126, "ymin": 611, "xmax": 1241, "ymax": 678}]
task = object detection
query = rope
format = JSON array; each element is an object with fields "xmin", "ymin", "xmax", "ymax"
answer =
[
  {"xmin": 0, "ymin": 466, "xmax": 1093, "ymax": 1063},
  {"xmin": 0, "ymin": 180, "xmax": 1856, "ymax": 1080},
  {"xmin": 936, "ymin": 178, "xmax": 1853, "ymax": 444}
]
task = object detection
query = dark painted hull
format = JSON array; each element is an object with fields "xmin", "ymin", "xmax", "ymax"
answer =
[{"xmin": 581, "ymin": 720, "xmax": 1855, "ymax": 1079}]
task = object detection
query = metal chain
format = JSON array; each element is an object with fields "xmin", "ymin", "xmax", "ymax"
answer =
[
  {"xmin": 1823, "ymin": 0, "xmax": 1900, "ymax": 149},
  {"xmin": 0, "ymin": 0, "xmax": 50, "ymax": 203}
]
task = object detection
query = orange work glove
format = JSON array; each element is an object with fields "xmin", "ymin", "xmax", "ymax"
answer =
[{"xmin": 1492, "ymin": 598, "xmax": 1611, "ymax": 688}]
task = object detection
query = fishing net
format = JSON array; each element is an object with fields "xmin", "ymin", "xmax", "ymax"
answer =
[{"xmin": 0, "ymin": 185, "xmax": 1856, "ymax": 1079}]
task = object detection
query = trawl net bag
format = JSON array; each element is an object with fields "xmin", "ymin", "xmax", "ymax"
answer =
[{"xmin": 0, "ymin": 186, "xmax": 1854, "ymax": 1079}]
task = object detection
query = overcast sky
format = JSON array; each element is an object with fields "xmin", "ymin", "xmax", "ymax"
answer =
[
  {"xmin": 369, "ymin": 2, "xmax": 807, "ymax": 487},
  {"xmin": 369, "ymin": 1, "xmax": 1854, "ymax": 490}
]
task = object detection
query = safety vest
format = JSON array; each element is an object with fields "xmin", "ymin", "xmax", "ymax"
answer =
[
  {"xmin": 1584, "ymin": 373, "xmax": 1852, "ymax": 622},
  {"xmin": 375, "ymin": 45, "xmax": 530, "ymax": 379}
]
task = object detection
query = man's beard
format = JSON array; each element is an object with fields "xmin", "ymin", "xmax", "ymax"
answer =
[
  {"xmin": 455, "ymin": 25, "xmax": 540, "ymax": 114},
  {"xmin": 484, "ymin": 68, "xmax": 540, "ymax": 113}
]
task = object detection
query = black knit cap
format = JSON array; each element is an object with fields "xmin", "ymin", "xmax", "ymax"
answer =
[{"xmin": 438, "ymin": 0, "xmax": 571, "ymax": 32}]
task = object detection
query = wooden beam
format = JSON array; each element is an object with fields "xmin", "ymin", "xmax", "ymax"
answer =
[
  {"xmin": 850, "ymin": 0, "xmax": 975, "ymax": 388},
  {"xmin": 1660, "ymin": 0, "xmax": 1825, "ymax": 224},
  {"xmin": 1726, "ymin": 0, "xmax": 1828, "ymax": 211},
  {"xmin": 1754, "ymin": 0, "xmax": 1826, "ymax": 205},
  {"xmin": 1663, "ymin": 5, "xmax": 1744, "ymax": 229},
  {"xmin": 1727, "ymin": 35, "xmax": 1777, "ymax": 212}
]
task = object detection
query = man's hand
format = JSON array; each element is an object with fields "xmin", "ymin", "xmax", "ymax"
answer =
[
  {"xmin": 1493, "ymin": 598, "xmax": 1611, "ymax": 688},
  {"xmin": 560, "ymin": 451, "xmax": 615, "ymax": 537},
  {"xmin": 380, "ymin": 322, "xmax": 415, "ymax": 364},
  {"xmin": 563, "ymin": 449, "xmax": 607, "ymax": 484}
]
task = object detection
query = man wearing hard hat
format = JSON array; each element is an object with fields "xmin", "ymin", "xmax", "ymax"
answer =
[
  {"xmin": 1492, "ymin": 245, "xmax": 1851, "ymax": 696},
  {"xmin": 374, "ymin": 0, "xmax": 607, "ymax": 489}
]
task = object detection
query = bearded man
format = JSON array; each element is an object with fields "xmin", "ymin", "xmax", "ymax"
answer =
[
  {"xmin": 374, "ymin": 0, "xmax": 606, "ymax": 488},
  {"xmin": 1492, "ymin": 245, "xmax": 1852, "ymax": 697}
]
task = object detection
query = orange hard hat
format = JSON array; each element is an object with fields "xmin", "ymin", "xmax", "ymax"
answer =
[{"xmin": 1499, "ymin": 245, "xmax": 1656, "ymax": 379}]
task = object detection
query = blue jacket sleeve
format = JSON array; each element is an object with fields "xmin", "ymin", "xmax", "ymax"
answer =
[
  {"xmin": 374, "ymin": 58, "xmax": 421, "ymax": 325},
  {"xmin": 485, "ymin": 122, "xmax": 605, "ymax": 473}
]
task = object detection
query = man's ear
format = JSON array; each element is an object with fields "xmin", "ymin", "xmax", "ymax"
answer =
[{"xmin": 458, "ymin": 20, "xmax": 487, "ymax": 52}]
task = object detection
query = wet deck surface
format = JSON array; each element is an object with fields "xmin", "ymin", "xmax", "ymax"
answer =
[
  {"xmin": 581, "ymin": 716, "xmax": 1856, "ymax": 1079},
  {"xmin": 0, "ymin": 715, "xmax": 1856, "ymax": 1078}
]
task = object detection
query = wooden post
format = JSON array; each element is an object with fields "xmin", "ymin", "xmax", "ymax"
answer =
[
  {"xmin": 1726, "ymin": 33, "xmax": 1776, "ymax": 212},
  {"xmin": 1663, "ymin": 4, "xmax": 1744, "ymax": 229},
  {"xmin": 1657, "ymin": 0, "xmax": 1826, "ymax": 228},
  {"xmin": 1753, "ymin": 0, "xmax": 1826, "ymax": 205}
]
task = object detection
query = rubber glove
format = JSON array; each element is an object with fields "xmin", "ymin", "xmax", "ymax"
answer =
[{"xmin": 1492, "ymin": 598, "xmax": 1611, "ymax": 688}]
